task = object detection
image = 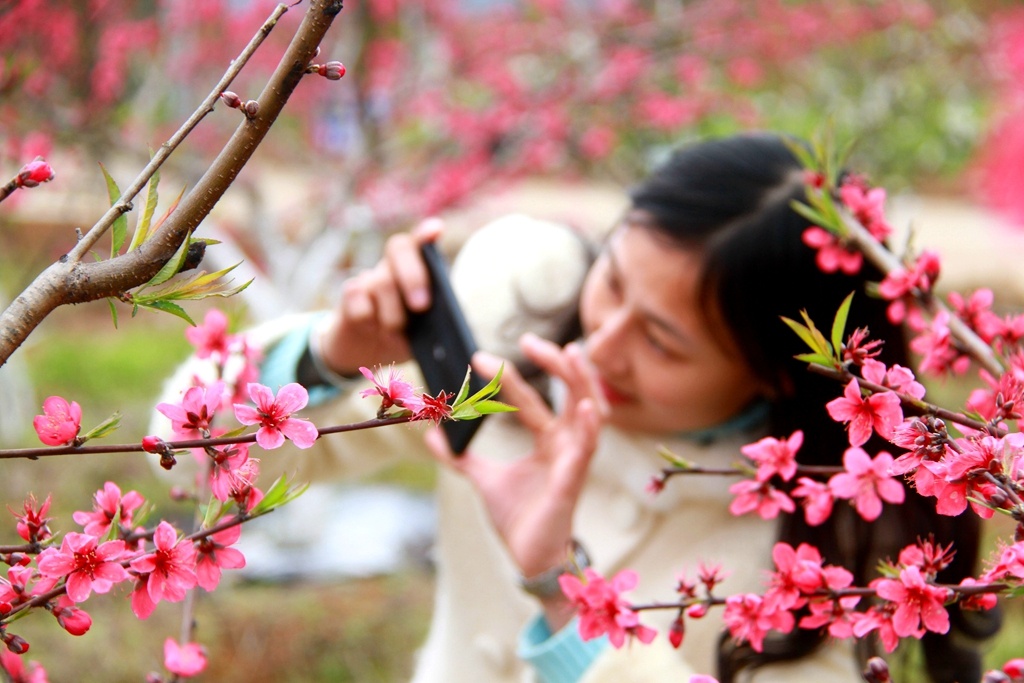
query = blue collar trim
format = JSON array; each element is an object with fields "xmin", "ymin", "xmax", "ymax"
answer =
[{"xmin": 675, "ymin": 399, "xmax": 771, "ymax": 445}]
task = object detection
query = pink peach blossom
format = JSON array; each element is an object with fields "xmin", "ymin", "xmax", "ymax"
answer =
[
  {"xmin": 828, "ymin": 448, "xmax": 905, "ymax": 521},
  {"xmin": 185, "ymin": 309, "xmax": 232, "ymax": 360},
  {"xmin": 741, "ymin": 430, "xmax": 802, "ymax": 482},
  {"xmin": 873, "ymin": 565, "xmax": 950, "ymax": 637},
  {"xmin": 195, "ymin": 522, "xmax": 246, "ymax": 592},
  {"xmin": 36, "ymin": 533, "xmax": 129, "ymax": 603},
  {"xmin": 163, "ymin": 638, "xmax": 207, "ymax": 677},
  {"xmin": 790, "ymin": 477, "xmax": 834, "ymax": 526},
  {"xmin": 722, "ymin": 593, "xmax": 794, "ymax": 652},
  {"xmin": 157, "ymin": 381, "xmax": 225, "ymax": 439},
  {"xmin": 558, "ymin": 568, "xmax": 656, "ymax": 648},
  {"xmin": 826, "ymin": 378, "xmax": 902, "ymax": 447},
  {"xmin": 129, "ymin": 521, "xmax": 198, "ymax": 608},
  {"xmin": 801, "ymin": 226, "xmax": 863, "ymax": 274},
  {"xmin": 728, "ymin": 479, "xmax": 795, "ymax": 519},
  {"xmin": 233, "ymin": 382, "xmax": 318, "ymax": 450},
  {"xmin": 72, "ymin": 481, "xmax": 145, "ymax": 538},
  {"xmin": 32, "ymin": 396, "xmax": 81, "ymax": 446}
]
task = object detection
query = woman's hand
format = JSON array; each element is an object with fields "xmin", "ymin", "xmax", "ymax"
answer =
[
  {"xmin": 317, "ymin": 218, "xmax": 443, "ymax": 376},
  {"xmin": 426, "ymin": 333, "xmax": 608, "ymax": 629}
]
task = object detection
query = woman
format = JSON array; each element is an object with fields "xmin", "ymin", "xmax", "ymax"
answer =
[{"xmin": 220, "ymin": 133, "xmax": 991, "ymax": 681}]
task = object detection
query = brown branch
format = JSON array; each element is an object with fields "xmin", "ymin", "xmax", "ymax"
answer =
[
  {"xmin": 0, "ymin": 0, "xmax": 346, "ymax": 367},
  {"xmin": 839, "ymin": 208, "xmax": 1004, "ymax": 377},
  {"xmin": 806, "ymin": 363, "xmax": 1002, "ymax": 436},
  {"xmin": 0, "ymin": 415, "xmax": 413, "ymax": 461},
  {"xmin": 67, "ymin": 4, "xmax": 292, "ymax": 262}
]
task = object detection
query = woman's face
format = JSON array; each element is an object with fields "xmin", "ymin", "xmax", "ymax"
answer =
[{"xmin": 579, "ymin": 221, "xmax": 762, "ymax": 435}]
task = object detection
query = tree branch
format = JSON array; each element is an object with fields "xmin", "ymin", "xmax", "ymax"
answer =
[{"xmin": 0, "ymin": 0, "xmax": 346, "ymax": 367}]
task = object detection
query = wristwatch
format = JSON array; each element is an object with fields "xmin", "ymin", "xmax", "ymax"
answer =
[{"xmin": 518, "ymin": 539, "xmax": 591, "ymax": 598}]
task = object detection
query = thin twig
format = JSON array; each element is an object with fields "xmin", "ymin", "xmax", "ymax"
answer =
[
  {"xmin": 806, "ymin": 363, "xmax": 1003, "ymax": 436},
  {"xmin": 0, "ymin": 415, "xmax": 415, "ymax": 461},
  {"xmin": 839, "ymin": 208, "xmax": 1004, "ymax": 377},
  {"xmin": 68, "ymin": 3, "xmax": 292, "ymax": 262}
]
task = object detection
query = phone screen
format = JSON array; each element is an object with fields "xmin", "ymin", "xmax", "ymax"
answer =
[{"xmin": 405, "ymin": 242, "xmax": 486, "ymax": 454}]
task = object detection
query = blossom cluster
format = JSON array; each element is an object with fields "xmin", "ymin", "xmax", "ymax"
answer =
[
  {"xmin": 5, "ymin": 306, "xmax": 504, "ymax": 679},
  {"xmin": 5, "ymin": 310, "xmax": 321, "ymax": 679},
  {"xmin": 0, "ymin": 482, "xmax": 243, "ymax": 679}
]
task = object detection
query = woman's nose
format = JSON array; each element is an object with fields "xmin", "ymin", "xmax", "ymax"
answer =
[{"xmin": 585, "ymin": 309, "xmax": 631, "ymax": 377}]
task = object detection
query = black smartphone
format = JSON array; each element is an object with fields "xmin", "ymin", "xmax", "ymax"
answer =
[{"xmin": 406, "ymin": 242, "xmax": 487, "ymax": 454}]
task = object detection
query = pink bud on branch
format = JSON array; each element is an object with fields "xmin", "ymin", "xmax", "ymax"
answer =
[
  {"xmin": 306, "ymin": 60, "xmax": 346, "ymax": 80},
  {"xmin": 16, "ymin": 157, "xmax": 55, "ymax": 188},
  {"xmin": 0, "ymin": 156, "xmax": 56, "ymax": 204},
  {"xmin": 219, "ymin": 91, "xmax": 242, "ymax": 109}
]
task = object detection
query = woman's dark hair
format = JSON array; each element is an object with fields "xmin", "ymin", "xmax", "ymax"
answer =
[{"xmin": 628, "ymin": 133, "xmax": 998, "ymax": 682}]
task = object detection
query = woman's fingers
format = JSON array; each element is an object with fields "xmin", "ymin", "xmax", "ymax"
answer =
[
  {"xmin": 424, "ymin": 424, "xmax": 488, "ymax": 483},
  {"xmin": 563, "ymin": 342, "xmax": 610, "ymax": 419},
  {"xmin": 554, "ymin": 397, "xmax": 602, "ymax": 498},
  {"xmin": 472, "ymin": 351, "xmax": 553, "ymax": 433},
  {"xmin": 384, "ymin": 217, "xmax": 443, "ymax": 313},
  {"xmin": 520, "ymin": 334, "xmax": 609, "ymax": 419}
]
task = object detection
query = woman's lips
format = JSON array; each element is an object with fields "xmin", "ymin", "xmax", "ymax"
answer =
[{"xmin": 597, "ymin": 376, "xmax": 631, "ymax": 405}]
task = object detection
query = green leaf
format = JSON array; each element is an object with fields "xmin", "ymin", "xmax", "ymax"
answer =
[
  {"xmin": 1006, "ymin": 585, "xmax": 1024, "ymax": 599},
  {"xmin": 128, "ymin": 166, "xmax": 160, "ymax": 251},
  {"xmin": 99, "ymin": 163, "xmax": 128, "ymax": 257},
  {"xmin": 143, "ymin": 231, "xmax": 191, "ymax": 290},
  {"xmin": 255, "ymin": 475, "xmax": 290, "ymax": 511},
  {"xmin": 781, "ymin": 316, "xmax": 822, "ymax": 354},
  {"xmin": 464, "ymin": 363, "xmax": 505, "ymax": 405},
  {"xmin": 137, "ymin": 300, "xmax": 196, "ymax": 325},
  {"xmin": 202, "ymin": 499, "xmax": 226, "ymax": 529},
  {"xmin": 106, "ymin": 298, "xmax": 119, "ymax": 328},
  {"xmin": 799, "ymin": 309, "xmax": 833, "ymax": 358},
  {"xmin": 135, "ymin": 263, "xmax": 252, "ymax": 303},
  {"xmin": 782, "ymin": 137, "xmax": 817, "ymax": 172},
  {"xmin": 656, "ymin": 445, "xmax": 693, "ymax": 469},
  {"xmin": 795, "ymin": 352, "xmax": 834, "ymax": 366},
  {"xmin": 79, "ymin": 411, "xmax": 122, "ymax": 441},
  {"xmin": 452, "ymin": 366, "xmax": 473, "ymax": 406},
  {"xmin": 451, "ymin": 404, "xmax": 480, "ymax": 421},
  {"xmin": 789, "ymin": 200, "xmax": 831, "ymax": 229},
  {"xmin": 831, "ymin": 292, "xmax": 855, "ymax": 360},
  {"xmin": 472, "ymin": 399, "xmax": 517, "ymax": 415},
  {"xmin": 250, "ymin": 475, "xmax": 308, "ymax": 516}
]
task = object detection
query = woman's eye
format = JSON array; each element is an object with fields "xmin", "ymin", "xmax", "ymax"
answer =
[{"xmin": 645, "ymin": 333, "xmax": 671, "ymax": 356}]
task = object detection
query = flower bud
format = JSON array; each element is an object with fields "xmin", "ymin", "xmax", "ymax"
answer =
[
  {"xmin": 1004, "ymin": 658, "xmax": 1024, "ymax": 678},
  {"xmin": 169, "ymin": 486, "xmax": 193, "ymax": 502},
  {"xmin": 220, "ymin": 91, "xmax": 242, "ymax": 109},
  {"xmin": 685, "ymin": 602, "xmax": 708, "ymax": 619},
  {"xmin": 863, "ymin": 656, "xmax": 891, "ymax": 683},
  {"xmin": 668, "ymin": 616, "xmax": 684, "ymax": 648},
  {"xmin": 141, "ymin": 435, "xmax": 165, "ymax": 454},
  {"xmin": 317, "ymin": 61, "xmax": 346, "ymax": 80},
  {"xmin": 2, "ymin": 631, "xmax": 29, "ymax": 655},
  {"xmin": 242, "ymin": 99, "xmax": 260, "ymax": 119},
  {"xmin": 52, "ymin": 600, "xmax": 92, "ymax": 636},
  {"xmin": 159, "ymin": 451, "xmax": 178, "ymax": 471},
  {"xmin": 16, "ymin": 157, "xmax": 55, "ymax": 188},
  {"xmin": 983, "ymin": 671, "xmax": 1012, "ymax": 683}
]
